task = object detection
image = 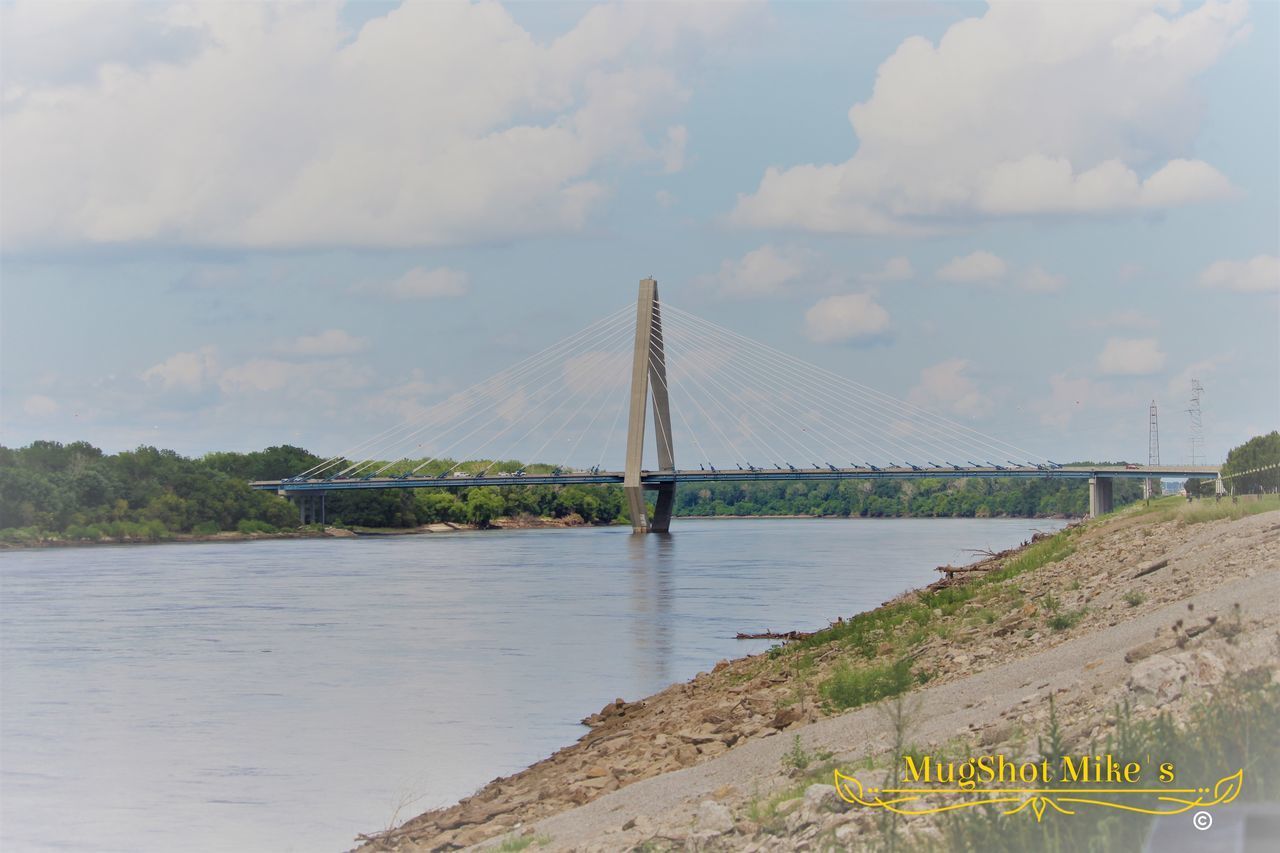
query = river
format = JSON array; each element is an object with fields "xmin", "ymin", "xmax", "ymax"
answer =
[{"xmin": 0, "ymin": 517, "xmax": 1063, "ymax": 852}]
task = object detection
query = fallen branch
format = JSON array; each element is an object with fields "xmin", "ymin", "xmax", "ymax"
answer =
[{"xmin": 735, "ymin": 629, "xmax": 814, "ymax": 640}]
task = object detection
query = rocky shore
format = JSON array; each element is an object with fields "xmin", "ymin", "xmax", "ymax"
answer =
[{"xmin": 354, "ymin": 498, "xmax": 1280, "ymax": 852}]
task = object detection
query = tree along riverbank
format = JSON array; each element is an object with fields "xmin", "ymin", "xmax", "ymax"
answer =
[
  {"xmin": 1, "ymin": 440, "xmax": 1159, "ymax": 548},
  {"xmin": 356, "ymin": 494, "xmax": 1280, "ymax": 852}
]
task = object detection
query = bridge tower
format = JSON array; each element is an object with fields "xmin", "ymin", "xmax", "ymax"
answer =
[{"xmin": 624, "ymin": 278, "xmax": 676, "ymax": 533}]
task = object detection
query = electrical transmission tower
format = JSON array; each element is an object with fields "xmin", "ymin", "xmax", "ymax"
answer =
[
  {"xmin": 1187, "ymin": 380, "xmax": 1204, "ymax": 465},
  {"xmin": 1146, "ymin": 400, "xmax": 1160, "ymax": 499}
]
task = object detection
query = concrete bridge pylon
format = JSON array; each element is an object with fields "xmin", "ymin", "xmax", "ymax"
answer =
[{"xmin": 624, "ymin": 278, "xmax": 675, "ymax": 533}]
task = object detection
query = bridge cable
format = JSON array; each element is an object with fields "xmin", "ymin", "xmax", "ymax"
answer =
[
  {"xmin": 662, "ymin": 311, "xmax": 957, "ymax": 466},
  {"xmin": 663, "ymin": 305, "xmax": 1008, "ymax": 465},
  {"xmin": 658, "ymin": 320, "xmax": 858, "ymax": 467},
  {"xmin": 351, "ymin": 308, "xmax": 634, "ymax": 477},
  {"xmin": 297, "ymin": 304, "xmax": 632, "ymax": 479},
  {"xmin": 415, "ymin": 319, "xmax": 635, "ymax": 478},
  {"xmin": 663, "ymin": 304, "xmax": 1046, "ymax": 466}
]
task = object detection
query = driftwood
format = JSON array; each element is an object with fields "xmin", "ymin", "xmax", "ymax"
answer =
[
  {"xmin": 935, "ymin": 564, "xmax": 989, "ymax": 580},
  {"xmin": 1132, "ymin": 558, "xmax": 1170, "ymax": 579},
  {"xmin": 735, "ymin": 629, "xmax": 814, "ymax": 641}
]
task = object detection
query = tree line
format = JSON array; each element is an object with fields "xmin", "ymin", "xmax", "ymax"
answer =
[
  {"xmin": 7, "ymin": 437, "xmax": 1274, "ymax": 543},
  {"xmin": 1219, "ymin": 431, "xmax": 1280, "ymax": 494}
]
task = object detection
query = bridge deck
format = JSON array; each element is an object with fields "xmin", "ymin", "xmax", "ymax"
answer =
[{"xmin": 251, "ymin": 465, "xmax": 1221, "ymax": 493}]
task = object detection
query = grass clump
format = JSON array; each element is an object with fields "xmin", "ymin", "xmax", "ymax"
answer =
[
  {"xmin": 496, "ymin": 833, "xmax": 551, "ymax": 851},
  {"xmin": 820, "ymin": 658, "xmax": 914, "ymax": 710},
  {"xmin": 1047, "ymin": 607, "xmax": 1086, "ymax": 632},
  {"xmin": 746, "ymin": 780, "xmax": 809, "ymax": 834},
  {"xmin": 1123, "ymin": 590, "xmax": 1145, "ymax": 607}
]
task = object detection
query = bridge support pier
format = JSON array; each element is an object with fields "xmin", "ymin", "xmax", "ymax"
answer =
[
  {"xmin": 286, "ymin": 491, "xmax": 327, "ymax": 526},
  {"xmin": 1088, "ymin": 476, "xmax": 1113, "ymax": 518},
  {"xmin": 624, "ymin": 278, "xmax": 676, "ymax": 533}
]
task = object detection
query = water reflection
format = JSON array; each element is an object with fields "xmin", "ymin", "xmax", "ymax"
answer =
[{"xmin": 627, "ymin": 532, "xmax": 676, "ymax": 686}]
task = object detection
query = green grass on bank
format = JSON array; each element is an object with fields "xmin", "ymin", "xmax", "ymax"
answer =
[
  {"xmin": 1120, "ymin": 493, "xmax": 1280, "ymax": 526},
  {"xmin": 1165, "ymin": 493, "xmax": 1280, "ymax": 525},
  {"xmin": 899, "ymin": 670, "xmax": 1280, "ymax": 852},
  {"xmin": 764, "ymin": 526, "xmax": 1081, "ymax": 711},
  {"xmin": 759, "ymin": 493, "xmax": 1278, "ymax": 715}
]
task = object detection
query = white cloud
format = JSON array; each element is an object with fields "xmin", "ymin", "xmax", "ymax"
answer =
[
  {"xmin": 1197, "ymin": 255, "xmax": 1280, "ymax": 293},
  {"xmin": 730, "ymin": 1, "xmax": 1246, "ymax": 234},
  {"xmin": 1166, "ymin": 354, "xmax": 1232, "ymax": 400},
  {"xmin": 703, "ymin": 244, "xmax": 813, "ymax": 298},
  {"xmin": 803, "ymin": 293, "xmax": 890, "ymax": 344},
  {"xmin": 1086, "ymin": 310, "xmax": 1159, "ymax": 331},
  {"xmin": 1, "ymin": 1, "xmax": 754, "ymax": 249},
  {"xmin": 654, "ymin": 189, "xmax": 677, "ymax": 208},
  {"xmin": 563, "ymin": 350, "xmax": 630, "ymax": 393},
  {"xmin": 217, "ymin": 358, "xmax": 369, "ymax": 395},
  {"xmin": 1097, "ymin": 337, "xmax": 1166, "ymax": 376},
  {"xmin": 278, "ymin": 329, "xmax": 369, "ymax": 356},
  {"xmin": 661, "ymin": 125, "xmax": 688, "ymax": 174},
  {"xmin": 1032, "ymin": 372, "xmax": 1131, "ymax": 428},
  {"xmin": 22, "ymin": 394, "xmax": 59, "ymax": 417},
  {"xmin": 1017, "ymin": 265, "xmax": 1066, "ymax": 293},
  {"xmin": 140, "ymin": 343, "xmax": 369, "ymax": 402},
  {"xmin": 362, "ymin": 267, "xmax": 470, "ymax": 301},
  {"xmin": 862, "ymin": 256, "xmax": 913, "ymax": 283},
  {"xmin": 365, "ymin": 370, "xmax": 452, "ymax": 422},
  {"xmin": 937, "ymin": 251, "xmax": 1007, "ymax": 283},
  {"xmin": 909, "ymin": 359, "xmax": 991, "ymax": 418},
  {"xmin": 141, "ymin": 346, "xmax": 219, "ymax": 392}
]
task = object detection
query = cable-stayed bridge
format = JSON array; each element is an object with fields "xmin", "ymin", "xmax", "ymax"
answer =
[{"xmin": 251, "ymin": 279, "xmax": 1220, "ymax": 531}]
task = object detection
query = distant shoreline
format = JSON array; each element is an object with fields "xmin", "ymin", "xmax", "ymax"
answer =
[{"xmin": 0, "ymin": 512, "xmax": 1078, "ymax": 552}]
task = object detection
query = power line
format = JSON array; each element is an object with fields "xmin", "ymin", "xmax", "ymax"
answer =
[{"xmin": 1187, "ymin": 380, "xmax": 1205, "ymax": 465}]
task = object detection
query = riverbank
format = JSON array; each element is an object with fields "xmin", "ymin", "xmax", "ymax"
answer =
[
  {"xmin": 0, "ymin": 510, "xmax": 1075, "ymax": 551},
  {"xmin": 355, "ymin": 495, "xmax": 1280, "ymax": 851},
  {"xmin": 0, "ymin": 513, "xmax": 607, "ymax": 551}
]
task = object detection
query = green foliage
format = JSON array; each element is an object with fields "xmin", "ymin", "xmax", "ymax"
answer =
[
  {"xmin": 1046, "ymin": 607, "xmax": 1086, "ymax": 631},
  {"xmin": 1221, "ymin": 431, "xmax": 1280, "ymax": 494},
  {"xmin": 495, "ymin": 833, "xmax": 551, "ymax": 851},
  {"xmin": 820, "ymin": 658, "xmax": 914, "ymax": 710},
  {"xmin": 0, "ymin": 440, "xmax": 295, "ymax": 539},
  {"xmin": 673, "ymin": 470, "xmax": 1143, "ymax": 520},
  {"xmin": 202, "ymin": 445, "xmax": 323, "ymax": 481},
  {"xmin": 985, "ymin": 531, "xmax": 1076, "ymax": 584},
  {"xmin": 0, "ymin": 442, "xmax": 631, "ymax": 540},
  {"xmin": 1123, "ymin": 590, "xmax": 1145, "ymax": 607},
  {"xmin": 236, "ymin": 519, "xmax": 278, "ymax": 534},
  {"xmin": 782, "ymin": 734, "xmax": 814, "ymax": 772},
  {"xmin": 465, "ymin": 489, "xmax": 505, "ymax": 528}
]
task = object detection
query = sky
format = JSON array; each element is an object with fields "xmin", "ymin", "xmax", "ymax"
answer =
[{"xmin": 1, "ymin": 0, "xmax": 1277, "ymax": 469}]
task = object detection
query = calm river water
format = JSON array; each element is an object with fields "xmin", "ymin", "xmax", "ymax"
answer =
[{"xmin": 0, "ymin": 517, "xmax": 1062, "ymax": 852}]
